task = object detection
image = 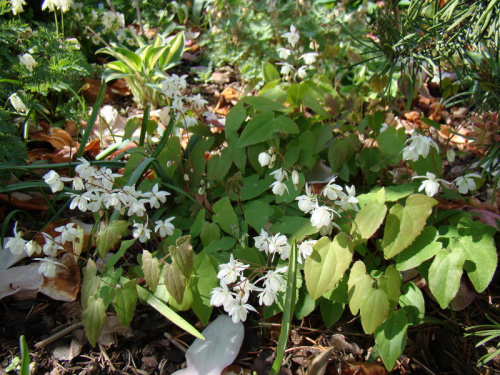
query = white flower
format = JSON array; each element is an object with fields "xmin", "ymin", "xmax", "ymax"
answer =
[
  {"xmin": 210, "ymin": 284, "xmax": 234, "ymax": 309},
  {"xmin": 277, "ymin": 47, "xmax": 292, "ymax": 60},
  {"xmin": 75, "ymin": 158, "xmax": 95, "ymax": 180},
  {"xmin": 188, "ymin": 94, "xmax": 208, "ymax": 111},
  {"xmin": 41, "ymin": 0, "xmax": 57, "ymax": 12},
  {"xmin": 280, "ymin": 62, "xmax": 294, "ymax": 76},
  {"xmin": 310, "ymin": 205, "xmax": 338, "ymax": 229},
  {"xmin": 322, "ymin": 176, "xmax": 343, "ymax": 200},
  {"xmin": 11, "ymin": 0, "xmax": 27, "ymax": 15},
  {"xmin": 271, "ymin": 180, "xmax": 288, "ymax": 196},
  {"xmin": 261, "ymin": 266, "xmax": 287, "ymax": 292},
  {"xmin": 412, "ymin": 172, "xmax": 447, "ymax": 197},
  {"xmin": 402, "ymin": 132, "xmax": 440, "ymax": 162},
  {"xmin": 91, "ymin": 33, "xmax": 101, "ymax": 45},
  {"xmin": 298, "ymin": 240, "xmax": 316, "ymax": 264},
  {"xmin": 58, "ymin": 0, "xmax": 73, "ymax": 12},
  {"xmin": 217, "ymin": 254, "xmax": 249, "ymax": 285},
  {"xmin": 5, "ymin": 222, "xmax": 26, "ymax": 255},
  {"xmin": 447, "ymin": 148, "xmax": 456, "ymax": 163},
  {"xmin": 127, "ymin": 198, "xmax": 147, "ymax": 217},
  {"xmin": 258, "ymin": 288, "xmax": 278, "ymax": 306},
  {"xmin": 337, "ymin": 185, "xmax": 359, "ymax": 212},
  {"xmin": 227, "ymin": 296, "xmax": 257, "ymax": 323},
  {"xmin": 267, "ymin": 233, "xmax": 290, "ymax": 259},
  {"xmin": 37, "ymin": 258, "xmax": 62, "ymax": 278},
  {"xmin": 116, "ymin": 30, "xmax": 126, "ymax": 43},
  {"xmin": 43, "ymin": 170, "xmax": 64, "ymax": 192},
  {"xmin": 143, "ymin": 183, "xmax": 170, "ymax": 209},
  {"xmin": 282, "ymin": 25, "xmax": 300, "ymax": 47},
  {"xmin": 42, "ymin": 233, "xmax": 62, "ymax": 257},
  {"xmin": 300, "ymin": 52, "xmax": 318, "ymax": 65},
  {"xmin": 454, "ymin": 173, "xmax": 481, "ymax": 194},
  {"xmin": 55, "ymin": 223, "xmax": 81, "ymax": 244},
  {"xmin": 270, "ymin": 168, "xmax": 287, "ymax": 182},
  {"xmin": 254, "ymin": 229, "xmax": 270, "ymax": 253},
  {"xmin": 69, "ymin": 193, "xmax": 90, "ymax": 211},
  {"xmin": 296, "ymin": 66, "xmax": 308, "ymax": 79},
  {"xmin": 258, "ymin": 152, "xmax": 272, "ymax": 167},
  {"xmin": 102, "ymin": 11, "xmax": 115, "ymax": 29},
  {"xmin": 19, "ymin": 53, "xmax": 38, "ymax": 72},
  {"xmin": 132, "ymin": 222, "xmax": 151, "ymax": 243},
  {"xmin": 291, "ymin": 170, "xmax": 300, "ymax": 186},
  {"xmin": 154, "ymin": 217, "xmax": 175, "ymax": 237},
  {"xmin": 9, "ymin": 93, "xmax": 27, "ymax": 113},
  {"xmin": 296, "ymin": 184, "xmax": 317, "ymax": 213},
  {"xmin": 25, "ymin": 240, "xmax": 41, "ymax": 256}
]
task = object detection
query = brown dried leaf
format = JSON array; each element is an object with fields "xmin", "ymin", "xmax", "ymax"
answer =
[
  {"xmin": 82, "ymin": 78, "xmax": 114, "ymax": 104},
  {"xmin": 39, "ymin": 253, "xmax": 81, "ymax": 301},
  {"xmin": 0, "ymin": 192, "xmax": 49, "ymax": 211},
  {"xmin": 29, "ymin": 127, "xmax": 75, "ymax": 150}
]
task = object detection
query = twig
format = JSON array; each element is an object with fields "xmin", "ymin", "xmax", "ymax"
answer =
[
  {"xmin": 99, "ymin": 342, "xmax": 116, "ymax": 372},
  {"xmin": 34, "ymin": 322, "xmax": 83, "ymax": 349},
  {"xmin": 164, "ymin": 332, "xmax": 188, "ymax": 353}
]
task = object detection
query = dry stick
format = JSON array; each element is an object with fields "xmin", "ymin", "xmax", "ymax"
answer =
[
  {"xmin": 133, "ymin": 0, "xmax": 144, "ymax": 36},
  {"xmin": 98, "ymin": 342, "xmax": 116, "ymax": 372},
  {"xmin": 34, "ymin": 322, "xmax": 84, "ymax": 349}
]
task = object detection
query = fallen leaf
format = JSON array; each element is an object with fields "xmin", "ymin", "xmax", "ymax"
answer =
[
  {"xmin": 0, "ymin": 263, "xmax": 43, "ymax": 300},
  {"xmin": 0, "ymin": 192, "xmax": 49, "ymax": 211},
  {"xmin": 330, "ymin": 334, "xmax": 362, "ymax": 355},
  {"xmin": 39, "ymin": 253, "xmax": 81, "ymax": 301},
  {"xmin": 336, "ymin": 362, "xmax": 387, "ymax": 375},
  {"xmin": 82, "ymin": 78, "xmax": 114, "ymax": 104},
  {"xmin": 84, "ymin": 139, "xmax": 101, "ymax": 158},
  {"xmin": 109, "ymin": 79, "xmax": 131, "ymax": 96},
  {"xmin": 29, "ymin": 127, "xmax": 75, "ymax": 150}
]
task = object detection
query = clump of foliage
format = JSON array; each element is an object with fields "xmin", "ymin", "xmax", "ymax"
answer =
[{"xmin": 0, "ymin": 109, "xmax": 26, "ymax": 182}]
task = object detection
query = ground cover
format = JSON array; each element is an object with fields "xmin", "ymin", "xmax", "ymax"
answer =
[{"xmin": 1, "ymin": 0, "xmax": 500, "ymax": 374}]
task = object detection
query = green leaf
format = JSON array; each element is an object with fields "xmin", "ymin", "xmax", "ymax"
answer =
[
  {"xmin": 190, "ymin": 209, "xmax": 206, "ymax": 238},
  {"xmin": 213, "ymin": 197, "xmax": 239, "ymax": 236},
  {"xmin": 137, "ymin": 285, "xmax": 204, "ymax": 339},
  {"xmin": 200, "ymin": 222, "xmax": 221, "ymax": 247},
  {"xmin": 351, "ymin": 193, "xmax": 387, "ymax": 243},
  {"xmin": 295, "ymin": 284, "xmax": 318, "ymax": 319},
  {"xmin": 141, "ymin": 250, "xmax": 160, "ymax": 292},
  {"xmin": 320, "ymin": 299, "xmax": 344, "ymax": 328},
  {"xmin": 428, "ymin": 248, "xmax": 465, "ymax": 309},
  {"xmin": 81, "ymin": 260, "xmax": 99, "ymax": 310},
  {"xmin": 456, "ymin": 218, "xmax": 497, "ymax": 292},
  {"xmin": 163, "ymin": 263, "xmax": 186, "ymax": 304},
  {"xmin": 159, "ymin": 32, "xmax": 185, "ymax": 69},
  {"xmin": 327, "ymin": 134, "xmax": 359, "ymax": 173},
  {"xmin": 262, "ymin": 62, "xmax": 281, "ymax": 83},
  {"xmin": 378, "ymin": 266, "xmax": 402, "ymax": 309},
  {"xmin": 382, "ymin": 194, "xmax": 437, "ymax": 259},
  {"xmin": 82, "ymin": 296, "xmax": 106, "ymax": 346},
  {"xmin": 305, "ymin": 233, "xmax": 353, "ymax": 300},
  {"xmin": 360, "ymin": 288, "xmax": 390, "ymax": 334},
  {"xmin": 376, "ymin": 126, "xmax": 406, "ymax": 164},
  {"xmin": 395, "ymin": 226, "xmax": 441, "ymax": 271},
  {"xmin": 242, "ymin": 96, "xmax": 286, "ymax": 112},
  {"xmin": 240, "ymin": 174, "xmax": 272, "ymax": 200},
  {"xmin": 192, "ymin": 251, "xmax": 219, "ymax": 324},
  {"xmin": 347, "ymin": 261, "xmax": 373, "ymax": 315},
  {"xmin": 96, "ymin": 220, "xmax": 130, "ymax": 258},
  {"xmin": 375, "ymin": 309, "xmax": 408, "ymax": 370},
  {"xmin": 225, "ymin": 101, "xmax": 246, "ymax": 133},
  {"xmin": 170, "ymin": 235, "xmax": 194, "ymax": 278},
  {"xmin": 399, "ymin": 282, "xmax": 425, "ymax": 325},
  {"xmin": 114, "ymin": 279, "xmax": 137, "ymax": 327},
  {"xmin": 244, "ymin": 200, "xmax": 274, "ymax": 231},
  {"xmin": 237, "ymin": 113, "xmax": 299, "ymax": 148},
  {"xmin": 207, "ymin": 148, "xmax": 232, "ymax": 180}
]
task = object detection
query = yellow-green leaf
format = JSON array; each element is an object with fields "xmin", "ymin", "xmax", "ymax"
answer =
[
  {"xmin": 82, "ymin": 296, "xmax": 106, "ymax": 346},
  {"xmin": 360, "ymin": 288, "xmax": 390, "ymax": 334},
  {"xmin": 141, "ymin": 250, "xmax": 160, "ymax": 292},
  {"xmin": 96, "ymin": 220, "xmax": 129, "ymax": 257},
  {"xmin": 114, "ymin": 279, "xmax": 137, "ymax": 327}
]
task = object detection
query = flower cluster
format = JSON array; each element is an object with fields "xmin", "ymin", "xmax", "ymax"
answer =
[
  {"xmin": 42, "ymin": 0, "xmax": 74, "ymax": 13},
  {"xmin": 42, "ymin": 158, "xmax": 176, "ymax": 243},
  {"xmin": 210, "ymin": 253, "xmax": 289, "ymax": 323},
  {"xmin": 3, "ymin": 222, "xmax": 77, "ymax": 278},
  {"xmin": 19, "ymin": 53, "xmax": 38, "ymax": 72},
  {"xmin": 277, "ymin": 25, "xmax": 317, "ymax": 81},
  {"xmin": 158, "ymin": 74, "xmax": 208, "ymax": 128},
  {"xmin": 296, "ymin": 177, "xmax": 359, "ymax": 234}
]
